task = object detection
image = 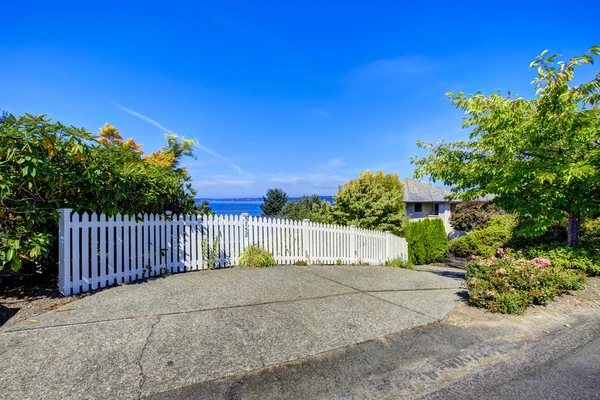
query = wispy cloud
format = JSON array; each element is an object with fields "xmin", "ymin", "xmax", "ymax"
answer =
[
  {"xmin": 268, "ymin": 172, "xmax": 348, "ymax": 187},
  {"xmin": 344, "ymin": 56, "xmax": 437, "ymax": 88},
  {"xmin": 314, "ymin": 108, "xmax": 330, "ymax": 118},
  {"xmin": 115, "ymin": 103, "xmax": 246, "ymax": 174},
  {"xmin": 194, "ymin": 178, "xmax": 255, "ymax": 187},
  {"xmin": 116, "ymin": 104, "xmax": 174, "ymax": 133},
  {"xmin": 317, "ymin": 157, "xmax": 345, "ymax": 170}
]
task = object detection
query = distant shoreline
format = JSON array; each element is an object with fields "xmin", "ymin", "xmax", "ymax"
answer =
[{"xmin": 196, "ymin": 196, "xmax": 334, "ymax": 203}]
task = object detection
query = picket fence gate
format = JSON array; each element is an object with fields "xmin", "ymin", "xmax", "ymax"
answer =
[{"xmin": 57, "ymin": 208, "xmax": 409, "ymax": 295}]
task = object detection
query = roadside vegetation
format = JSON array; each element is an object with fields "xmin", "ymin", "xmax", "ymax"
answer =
[
  {"xmin": 416, "ymin": 45, "xmax": 600, "ymax": 313},
  {"xmin": 385, "ymin": 258, "xmax": 414, "ymax": 269},
  {"xmin": 238, "ymin": 245, "xmax": 277, "ymax": 268},
  {"xmin": 0, "ymin": 114, "xmax": 199, "ymax": 276}
]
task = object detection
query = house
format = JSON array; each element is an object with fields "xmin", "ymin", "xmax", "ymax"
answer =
[{"xmin": 402, "ymin": 179, "xmax": 461, "ymax": 234}]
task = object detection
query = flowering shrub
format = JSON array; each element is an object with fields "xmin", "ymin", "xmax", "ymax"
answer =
[{"xmin": 466, "ymin": 248, "xmax": 585, "ymax": 314}]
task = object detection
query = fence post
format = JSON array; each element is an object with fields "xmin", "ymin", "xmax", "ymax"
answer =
[
  {"xmin": 165, "ymin": 211, "xmax": 173, "ymax": 271},
  {"xmin": 241, "ymin": 213, "xmax": 250, "ymax": 251},
  {"xmin": 302, "ymin": 219, "xmax": 310, "ymax": 261},
  {"xmin": 350, "ymin": 225, "xmax": 356, "ymax": 263},
  {"xmin": 385, "ymin": 231, "xmax": 391, "ymax": 262},
  {"xmin": 58, "ymin": 208, "xmax": 73, "ymax": 296}
]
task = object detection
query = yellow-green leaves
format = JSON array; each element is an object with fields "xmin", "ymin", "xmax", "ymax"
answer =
[{"xmin": 412, "ymin": 45, "xmax": 600, "ymax": 246}]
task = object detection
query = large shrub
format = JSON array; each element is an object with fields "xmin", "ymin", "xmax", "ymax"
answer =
[
  {"xmin": 0, "ymin": 114, "xmax": 199, "ymax": 274},
  {"xmin": 449, "ymin": 214, "xmax": 517, "ymax": 258},
  {"xmin": 520, "ymin": 243, "xmax": 600, "ymax": 277},
  {"xmin": 449, "ymin": 201, "xmax": 504, "ymax": 232},
  {"xmin": 406, "ymin": 218, "xmax": 448, "ymax": 265},
  {"xmin": 466, "ymin": 249, "xmax": 585, "ymax": 314}
]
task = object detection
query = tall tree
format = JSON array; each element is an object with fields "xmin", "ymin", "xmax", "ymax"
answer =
[
  {"xmin": 331, "ymin": 171, "xmax": 407, "ymax": 235},
  {"xmin": 281, "ymin": 194, "xmax": 330, "ymax": 221},
  {"xmin": 260, "ymin": 188, "xmax": 288, "ymax": 216},
  {"xmin": 413, "ymin": 46, "xmax": 600, "ymax": 247}
]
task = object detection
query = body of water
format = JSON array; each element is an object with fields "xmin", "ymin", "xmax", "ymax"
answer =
[
  {"xmin": 202, "ymin": 201, "xmax": 263, "ymax": 216},
  {"xmin": 197, "ymin": 196, "xmax": 334, "ymax": 216}
]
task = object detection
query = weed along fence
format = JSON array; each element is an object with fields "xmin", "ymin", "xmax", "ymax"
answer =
[{"xmin": 57, "ymin": 208, "xmax": 409, "ymax": 295}]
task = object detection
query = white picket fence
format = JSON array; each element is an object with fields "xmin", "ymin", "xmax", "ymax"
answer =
[{"xmin": 57, "ymin": 208, "xmax": 408, "ymax": 295}]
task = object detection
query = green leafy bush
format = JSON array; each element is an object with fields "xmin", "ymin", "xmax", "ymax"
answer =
[
  {"xmin": 466, "ymin": 249, "xmax": 585, "ymax": 314},
  {"xmin": 521, "ymin": 244, "xmax": 600, "ymax": 276},
  {"xmin": 0, "ymin": 114, "xmax": 199, "ymax": 275},
  {"xmin": 406, "ymin": 218, "xmax": 448, "ymax": 265},
  {"xmin": 449, "ymin": 201, "xmax": 504, "ymax": 232},
  {"xmin": 239, "ymin": 245, "xmax": 276, "ymax": 268},
  {"xmin": 385, "ymin": 258, "xmax": 414, "ymax": 269},
  {"xmin": 295, "ymin": 260, "xmax": 308, "ymax": 266},
  {"xmin": 449, "ymin": 214, "xmax": 517, "ymax": 258}
]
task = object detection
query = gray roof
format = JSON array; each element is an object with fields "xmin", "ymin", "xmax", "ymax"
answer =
[{"xmin": 402, "ymin": 179, "xmax": 459, "ymax": 203}]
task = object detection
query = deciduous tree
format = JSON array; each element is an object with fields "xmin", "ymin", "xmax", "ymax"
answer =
[
  {"xmin": 413, "ymin": 46, "xmax": 600, "ymax": 247},
  {"xmin": 331, "ymin": 171, "xmax": 407, "ymax": 235}
]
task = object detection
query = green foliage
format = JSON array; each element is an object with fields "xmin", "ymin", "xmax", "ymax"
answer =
[
  {"xmin": 260, "ymin": 188, "xmax": 288, "ymax": 216},
  {"xmin": 295, "ymin": 260, "xmax": 308, "ymax": 266},
  {"xmin": 413, "ymin": 45, "xmax": 600, "ymax": 247},
  {"xmin": 0, "ymin": 114, "xmax": 199, "ymax": 274},
  {"xmin": 385, "ymin": 258, "xmax": 414, "ymax": 269},
  {"xmin": 331, "ymin": 171, "xmax": 408, "ymax": 236},
  {"xmin": 449, "ymin": 201, "xmax": 503, "ymax": 232},
  {"xmin": 520, "ymin": 243, "xmax": 600, "ymax": 277},
  {"xmin": 449, "ymin": 215, "xmax": 517, "ymax": 258},
  {"xmin": 406, "ymin": 218, "xmax": 448, "ymax": 265},
  {"xmin": 281, "ymin": 194, "xmax": 333, "ymax": 223},
  {"xmin": 466, "ymin": 250, "xmax": 585, "ymax": 314},
  {"xmin": 335, "ymin": 258, "xmax": 342, "ymax": 265},
  {"xmin": 238, "ymin": 245, "xmax": 276, "ymax": 268},
  {"xmin": 198, "ymin": 200, "xmax": 215, "ymax": 216}
]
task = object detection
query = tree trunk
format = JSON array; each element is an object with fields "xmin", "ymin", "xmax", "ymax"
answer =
[{"xmin": 567, "ymin": 213, "xmax": 581, "ymax": 247}]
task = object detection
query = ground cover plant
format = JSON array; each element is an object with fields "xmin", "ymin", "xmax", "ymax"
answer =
[
  {"xmin": 238, "ymin": 245, "xmax": 276, "ymax": 268},
  {"xmin": 466, "ymin": 248, "xmax": 585, "ymax": 314},
  {"xmin": 385, "ymin": 258, "xmax": 414, "ymax": 269}
]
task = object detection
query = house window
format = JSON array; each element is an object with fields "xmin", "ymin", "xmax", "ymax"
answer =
[
  {"xmin": 434, "ymin": 203, "xmax": 439, "ymax": 215},
  {"xmin": 414, "ymin": 202, "xmax": 423, "ymax": 212}
]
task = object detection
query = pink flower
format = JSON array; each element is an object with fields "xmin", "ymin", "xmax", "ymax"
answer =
[
  {"xmin": 531, "ymin": 257, "xmax": 551, "ymax": 268},
  {"xmin": 497, "ymin": 248, "xmax": 505, "ymax": 254},
  {"xmin": 470, "ymin": 255, "xmax": 477, "ymax": 260},
  {"xmin": 517, "ymin": 250, "xmax": 523, "ymax": 255}
]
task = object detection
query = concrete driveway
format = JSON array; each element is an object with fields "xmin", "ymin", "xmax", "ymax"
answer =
[{"xmin": 0, "ymin": 264, "xmax": 465, "ymax": 399}]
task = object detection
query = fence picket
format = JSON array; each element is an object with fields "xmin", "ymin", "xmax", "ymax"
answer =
[{"xmin": 58, "ymin": 208, "xmax": 408, "ymax": 295}]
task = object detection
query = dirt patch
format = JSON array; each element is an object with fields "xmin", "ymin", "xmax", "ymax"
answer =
[
  {"xmin": 444, "ymin": 277, "xmax": 600, "ymax": 338},
  {"xmin": 0, "ymin": 275, "xmax": 82, "ymax": 329}
]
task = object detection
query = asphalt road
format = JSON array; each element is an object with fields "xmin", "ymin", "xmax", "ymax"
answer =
[
  {"xmin": 477, "ymin": 335, "xmax": 600, "ymax": 400},
  {"xmin": 423, "ymin": 323, "xmax": 600, "ymax": 400},
  {"xmin": 150, "ymin": 309, "xmax": 600, "ymax": 400}
]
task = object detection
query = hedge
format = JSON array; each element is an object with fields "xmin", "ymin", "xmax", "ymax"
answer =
[{"xmin": 406, "ymin": 218, "xmax": 448, "ymax": 265}]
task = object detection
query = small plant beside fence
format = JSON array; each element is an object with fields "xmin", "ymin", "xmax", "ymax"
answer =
[{"xmin": 58, "ymin": 208, "xmax": 408, "ymax": 295}]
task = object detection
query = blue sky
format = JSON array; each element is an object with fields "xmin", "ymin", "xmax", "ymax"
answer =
[{"xmin": 2, "ymin": 1, "xmax": 598, "ymax": 198}]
